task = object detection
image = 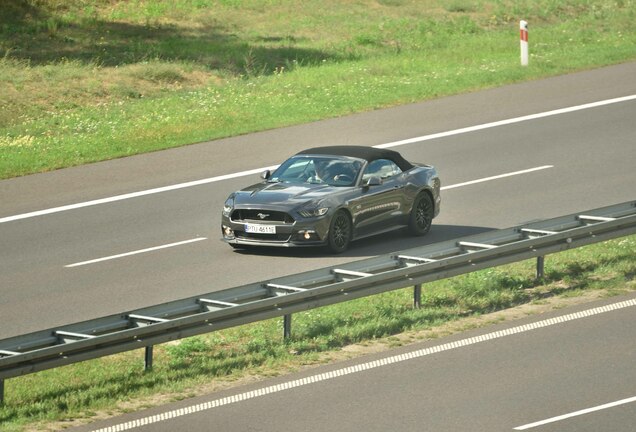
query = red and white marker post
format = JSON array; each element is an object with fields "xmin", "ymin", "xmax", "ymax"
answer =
[{"xmin": 520, "ymin": 20, "xmax": 529, "ymax": 66}]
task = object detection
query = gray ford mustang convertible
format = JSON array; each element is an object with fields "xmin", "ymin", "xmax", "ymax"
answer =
[{"xmin": 221, "ymin": 146, "xmax": 441, "ymax": 253}]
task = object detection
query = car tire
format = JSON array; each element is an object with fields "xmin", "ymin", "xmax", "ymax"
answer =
[
  {"xmin": 327, "ymin": 210, "xmax": 352, "ymax": 253},
  {"xmin": 408, "ymin": 192, "xmax": 433, "ymax": 236}
]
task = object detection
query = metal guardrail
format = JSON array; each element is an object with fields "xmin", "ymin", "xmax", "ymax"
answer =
[{"xmin": 1, "ymin": 201, "xmax": 635, "ymax": 403}]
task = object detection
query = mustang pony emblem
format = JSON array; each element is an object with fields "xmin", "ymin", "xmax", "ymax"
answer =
[{"xmin": 257, "ymin": 213, "xmax": 270, "ymax": 220}]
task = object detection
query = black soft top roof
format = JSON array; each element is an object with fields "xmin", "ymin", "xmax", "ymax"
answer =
[{"xmin": 296, "ymin": 146, "xmax": 414, "ymax": 171}]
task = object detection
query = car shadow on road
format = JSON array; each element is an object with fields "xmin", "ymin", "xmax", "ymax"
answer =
[{"xmin": 230, "ymin": 224, "xmax": 495, "ymax": 258}]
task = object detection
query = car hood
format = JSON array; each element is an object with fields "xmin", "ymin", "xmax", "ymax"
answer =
[{"xmin": 233, "ymin": 182, "xmax": 343, "ymax": 208}]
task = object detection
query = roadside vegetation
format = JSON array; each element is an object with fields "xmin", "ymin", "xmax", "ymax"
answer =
[
  {"xmin": 1, "ymin": 0, "xmax": 635, "ymax": 179},
  {"xmin": 1, "ymin": 236, "xmax": 635, "ymax": 430}
]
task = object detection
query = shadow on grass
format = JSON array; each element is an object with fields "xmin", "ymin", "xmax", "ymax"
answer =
[
  {"xmin": 0, "ymin": 2, "xmax": 344, "ymax": 75},
  {"xmin": 0, "ymin": 0, "xmax": 41, "ymax": 24},
  {"xmin": 539, "ymin": 252, "xmax": 636, "ymax": 293}
]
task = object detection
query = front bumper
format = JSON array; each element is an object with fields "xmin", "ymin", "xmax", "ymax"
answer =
[{"xmin": 221, "ymin": 214, "xmax": 331, "ymax": 248}]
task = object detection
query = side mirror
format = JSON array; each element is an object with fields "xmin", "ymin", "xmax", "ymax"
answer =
[
  {"xmin": 261, "ymin": 170, "xmax": 271, "ymax": 180},
  {"xmin": 363, "ymin": 176, "xmax": 382, "ymax": 187}
]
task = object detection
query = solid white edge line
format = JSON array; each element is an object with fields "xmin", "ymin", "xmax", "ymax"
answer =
[
  {"xmin": 89, "ymin": 298, "xmax": 636, "ymax": 432},
  {"xmin": 65, "ymin": 237, "xmax": 207, "ymax": 268},
  {"xmin": 514, "ymin": 396, "xmax": 636, "ymax": 430},
  {"xmin": 441, "ymin": 165, "xmax": 553, "ymax": 190},
  {"xmin": 375, "ymin": 94, "xmax": 636, "ymax": 149},
  {"xmin": 2, "ymin": 94, "xmax": 634, "ymax": 225},
  {"xmin": 0, "ymin": 166, "xmax": 279, "ymax": 224}
]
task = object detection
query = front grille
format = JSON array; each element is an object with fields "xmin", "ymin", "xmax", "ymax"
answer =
[
  {"xmin": 235, "ymin": 231, "xmax": 292, "ymax": 242},
  {"xmin": 231, "ymin": 210, "xmax": 295, "ymax": 224}
]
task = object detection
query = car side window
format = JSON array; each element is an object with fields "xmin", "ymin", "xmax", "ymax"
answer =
[{"xmin": 362, "ymin": 159, "xmax": 402, "ymax": 181}]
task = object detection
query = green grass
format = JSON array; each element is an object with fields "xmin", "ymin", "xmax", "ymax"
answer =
[
  {"xmin": 1, "ymin": 0, "xmax": 635, "ymax": 178},
  {"xmin": 1, "ymin": 235, "xmax": 635, "ymax": 431}
]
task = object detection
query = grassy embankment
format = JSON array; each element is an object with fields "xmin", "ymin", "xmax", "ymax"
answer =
[
  {"xmin": 0, "ymin": 236, "xmax": 635, "ymax": 431},
  {"xmin": 1, "ymin": 0, "xmax": 635, "ymax": 179}
]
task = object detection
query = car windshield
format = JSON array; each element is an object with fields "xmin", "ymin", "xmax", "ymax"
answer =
[{"xmin": 269, "ymin": 156, "xmax": 363, "ymax": 187}]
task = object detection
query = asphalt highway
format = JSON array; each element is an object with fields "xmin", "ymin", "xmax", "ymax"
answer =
[
  {"xmin": 1, "ymin": 62, "xmax": 635, "ymax": 343},
  {"xmin": 70, "ymin": 293, "xmax": 636, "ymax": 432}
]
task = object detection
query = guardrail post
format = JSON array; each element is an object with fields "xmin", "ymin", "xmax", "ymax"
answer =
[
  {"xmin": 145, "ymin": 346, "xmax": 153, "ymax": 371},
  {"xmin": 283, "ymin": 314, "xmax": 292, "ymax": 339},
  {"xmin": 414, "ymin": 284, "xmax": 422, "ymax": 309},
  {"xmin": 0, "ymin": 379, "xmax": 4, "ymax": 405},
  {"xmin": 536, "ymin": 256, "xmax": 545, "ymax": 280}
]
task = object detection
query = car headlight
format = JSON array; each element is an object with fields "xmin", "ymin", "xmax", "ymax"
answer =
[
  {"xmin": 223, "ymin": 196, "xmax": 234, "ymax": 217},
  {"xmin": 298, "ymin": 207, "xmax": 329, "ymax": 218}
]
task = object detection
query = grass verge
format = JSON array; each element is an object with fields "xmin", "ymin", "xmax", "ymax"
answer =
[
  {"xmin": 1, "ymin": 235, "xmax": 634, "ymax": 431},
  {"xmin": 1, "ymin": 0, "xmax": 635, "ymax": 178}
]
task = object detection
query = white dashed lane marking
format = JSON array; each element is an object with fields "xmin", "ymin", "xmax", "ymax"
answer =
[{"xmin": 65, "ymin": 237, "xmax": 208, "ymax": 268}]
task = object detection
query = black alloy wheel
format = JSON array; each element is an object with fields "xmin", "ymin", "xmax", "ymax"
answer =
[
  {"xmin": 327, "ymin": 210, "xmax": 352, "ymax": 253},
  {"xmin": 409, "ymin": 192, "xmax": 433, "ymax": 236}
]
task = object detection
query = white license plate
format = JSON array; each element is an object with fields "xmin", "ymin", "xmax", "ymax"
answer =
[{"xmin": 244, "ymin": 223, "xmax": 276, "ymax": 234}]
